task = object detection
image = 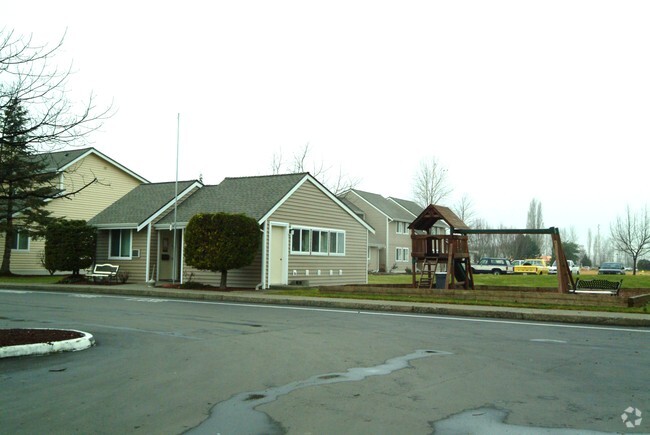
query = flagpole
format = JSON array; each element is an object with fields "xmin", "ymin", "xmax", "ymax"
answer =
[{"xmin": 172, "ymin": 113, "xmax": 180, "ymax": 284}]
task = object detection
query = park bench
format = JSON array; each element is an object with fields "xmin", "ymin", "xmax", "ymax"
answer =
[
  {"xmin": 86, "ymin": 264, "xmax": 120, "ymax": 284},
  {"xmin": 571, "ymin": 278, "xmax": 622, "ymax": 296}
]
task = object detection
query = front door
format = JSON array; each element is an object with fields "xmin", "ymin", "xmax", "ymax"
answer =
[
  {"xmin": 158, "ymin": 229, "xmax": 182, "ymax": 282},
  {"xmin": 269, "ymin": 224, "xmax": 288, "ymax": 286}
]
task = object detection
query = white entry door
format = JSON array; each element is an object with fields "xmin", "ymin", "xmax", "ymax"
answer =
[{"xmin": 269, "ymin": 224, "xmax": 288, "ymax": 285}]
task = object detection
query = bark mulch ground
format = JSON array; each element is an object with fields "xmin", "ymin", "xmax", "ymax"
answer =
[{"xmin": 0, "ymin": 329, "xmax": 83, "ymax": 347}]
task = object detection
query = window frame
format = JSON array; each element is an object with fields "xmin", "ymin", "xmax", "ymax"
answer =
[
  {"xmin": 108, "ymin": 229, "xmax": 133, "ymax": 260},
  {"xmin": 11, "ymin": 230, "xmax": 29, "ymax": 251},
  {"xmin": 290, "ymin": 226, "xmax": 345, "ymax": 256},
  {"xmin": 395, "ymin": 247, "xmax": 410, "ymax": 262}
]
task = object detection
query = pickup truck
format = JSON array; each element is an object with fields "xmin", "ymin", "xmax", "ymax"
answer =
[
  {"xmin": 548, "ymin": 260, "xmax": 580, "ymax": 275},
  {"xmin": 513, "ymin": 259, "xmax": 549, "ymax": 275},
  {"xmin": 471, "ymin": 257, "xmax": 512, "ymax": 275}
]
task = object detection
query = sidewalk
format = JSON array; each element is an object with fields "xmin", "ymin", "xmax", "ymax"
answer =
[{"xmin": 3, "ymin": 282, "xmax": 650, "ymax": 327}]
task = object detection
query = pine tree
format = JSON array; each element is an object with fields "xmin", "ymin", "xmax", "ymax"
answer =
[{"xmin": 0, "ymin": 98, "xmax": 59, "ymax": 275}]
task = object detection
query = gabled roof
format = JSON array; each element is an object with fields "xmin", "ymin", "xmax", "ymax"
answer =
[
  {"xmin": 388, "ymin": 197, "xmax": 423, "ymax": 217},
  {"xmin": 34, "ymin": 147, "xmax": 149, "ymax": 183},
  {"xmin": 155, "ymin": 173, "xmax": 374, "ymax": 233},
  {"xmin": 88, "ymin": 180, "xmax": 202, "ymax": 230},
  {"xmin": 343, "ymin": 189, "xmax": 415, "ymax": 222},
  {"xmin": 409, "ymin": 204, "xmax": 469, "ymax": 232}
]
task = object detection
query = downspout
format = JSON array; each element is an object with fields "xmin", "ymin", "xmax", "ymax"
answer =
[
  {"xmin": 386, "ymin": 217, "xmax": 391, "ymax": 271},
  {"xmin": 258, "ymin": 221, "xmax": 267, "ymax": 290}
]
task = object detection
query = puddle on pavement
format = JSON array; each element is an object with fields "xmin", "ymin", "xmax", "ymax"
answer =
[
  {"xmin": 186, "ymin": 349, "xmax": 450, "ymax": 435},
  {"xmin": 431, "ymin": 407, "xmax": 624, "ymax": 434}
]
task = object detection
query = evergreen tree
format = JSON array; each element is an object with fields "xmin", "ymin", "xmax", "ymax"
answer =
[
  {"xmin": 0, "ymin": 98, "xmax": 59, "ymax": 275},
  {"xmin": 43, "ymin": 219, "xmax": 96, "ymax": 276},
  {"xmin": 184, "ymin": 213, "xmax": 261, "ymax": 288}
]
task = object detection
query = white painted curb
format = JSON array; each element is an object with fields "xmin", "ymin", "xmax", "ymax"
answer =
[{"xmin": 0, "ymin": 329, "xmax": 95, "ymax": 359}]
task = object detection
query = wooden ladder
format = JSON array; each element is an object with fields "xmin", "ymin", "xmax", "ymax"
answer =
[{"xmin": 418, "ymin": 257, "xmax": 439, "ymax": 289}]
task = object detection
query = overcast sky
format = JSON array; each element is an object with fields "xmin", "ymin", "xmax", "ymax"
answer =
[{"xmin": 4, "ymin": 1, "xmax": 650, "ymax": 246}]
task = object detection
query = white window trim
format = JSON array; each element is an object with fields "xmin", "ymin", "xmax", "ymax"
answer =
[
  {"xmin": 395, "ymin": 247, "xmax": 410, "ymax": 262},
  {"xmin": 11, "ymin": 231, "xmax": 30, "ymax": 252},
  {"xmin": 108, "ymin": 229, "xmax": 133, "ymax": 260},
  {"xmin": 290, "ymin": 228, "xmax": 311, "ymax": 255},
  {"xmin": 290, "ymin": 225, "xmax": 346, "ymax": 256}
]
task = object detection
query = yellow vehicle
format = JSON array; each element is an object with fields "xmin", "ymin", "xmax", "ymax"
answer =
[{"xmin": 513, "ymin": 258, "xmax": 549, "ymax": 275}]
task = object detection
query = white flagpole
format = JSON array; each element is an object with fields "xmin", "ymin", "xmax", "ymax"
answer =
[{"xmin": 172, "ymin": 113, "xmax": 180, "ymax": 284}]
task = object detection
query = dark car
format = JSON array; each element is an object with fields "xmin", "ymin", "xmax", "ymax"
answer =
[{"xmin": 598, "ymin": 262, "xmax": 626, "ymax": 275}]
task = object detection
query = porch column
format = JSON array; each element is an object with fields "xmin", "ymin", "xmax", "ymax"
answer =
[{"xmin": 145, "ymin": 223, "xmax": 152, "ymax": 282}]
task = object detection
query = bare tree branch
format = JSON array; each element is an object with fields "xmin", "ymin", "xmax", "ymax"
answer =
[
  {"xmin": 411, "ymin": 157, "xmax": 452, "ymax": 207},
  {"xmin": 610, "ymin": 205, "xmax": 650, "ymax": 274}
]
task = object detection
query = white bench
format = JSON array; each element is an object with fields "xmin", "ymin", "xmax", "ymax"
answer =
[{"xmin": 86, "ymin": 264, "xmax": 120, "ymax": 283}]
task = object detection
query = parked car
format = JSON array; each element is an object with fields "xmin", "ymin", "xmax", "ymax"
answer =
[
  {"xmin": 513, "ymin": 258, "xmax": 549, "ymax": 275},
  {"xmin": 548, "ymin": 260, "xmax": 580, "ymax": 275},
  {"xmin": 471, "ymin": 257, "xmax": 513, "ymax": 275},
  {"xmin": 598, "ymin": 262, "xmax": 626, "ymax": 275}
]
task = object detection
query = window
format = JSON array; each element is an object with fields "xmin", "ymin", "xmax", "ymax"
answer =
[
  {"xmin": 311, "ymin": 230, "xmax": 329, "ymax": 254},
  {"xmin": 11, "ymin": 230, "xmax": 29, "ymax": 251},
  {"xmin": 109, "ymin": 229, "xmax": 132, "ymax": 259},
  {"xmin": 396, "ymin": 222, "xmax": 409, "ymax": 234},
  {"xmin": 395, "ymin": 247, "xmax": 409, "ymax": 262},
  {"xmin": 291, "ymin": 226, "xmax": 345, "ymax": 255},
  {"xmin": 329, "ymin": 231, "xmax": 345, "ymax": 255},
  {"xmin": 291, "ymin": 228, "xmax": 311, "ymax": 254}
]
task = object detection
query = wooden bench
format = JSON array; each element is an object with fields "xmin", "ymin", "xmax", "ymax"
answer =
[
  {"xmin": 571, "ymin": 278, "xmax": 622, "ymax": 296},
  {"xmin": 86, "ymin": 264, "xmax": 120, "ymax": 283}
]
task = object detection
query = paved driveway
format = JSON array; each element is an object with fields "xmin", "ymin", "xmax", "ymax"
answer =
[{"xmin": 1, "ymin": 289, "xmax": 649, "ymax": 434}]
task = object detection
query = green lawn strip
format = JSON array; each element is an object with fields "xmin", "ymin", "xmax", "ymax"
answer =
[
  {"xmin": 0, "ymin": 275, "xmax": 62, "ymax": 284},
  {"xmin": 369, "ymin": 273, "xmax": 650, "ymax": 288},
  {"xmin": 269, "ymin": 289, "xmax": 649, "ymax": 314}
]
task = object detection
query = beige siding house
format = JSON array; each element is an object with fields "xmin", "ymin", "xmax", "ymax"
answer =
[
  {"xmin": 1, "ymin": 148, "xmax": 148, "ymax": 274},
  {"xmin": 339, "ymin": 189, "xmax": 448, "ymax": 273},
  {"xmin": 89, "ymin": 173, "xmax": 374, "ymax": 288},
  {"xmin": 88, "ymin": 180, "xmax": 203, "ymax": 283}
]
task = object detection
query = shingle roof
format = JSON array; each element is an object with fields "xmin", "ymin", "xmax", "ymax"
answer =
[
  {"xmin": 348, "ymin": 189, "xmax": 415, "ymax": 221},
  {"xmin": 388, "ymin": 197, "xmax": 423, "ymax": 217},
  {"xmin": 156, "ymin": 173, "xmax": 309, "ymax": 225},
  {"xmin": 88, "ymin": 180, "xmax": 199, "ymax": 227},
  {"xmin": 33, "ymin": 148, "xmax": 92, "ymax": 173},
  {"xmin": 31, "ymin": 147, "xmax": 148, "ymax": 182}
]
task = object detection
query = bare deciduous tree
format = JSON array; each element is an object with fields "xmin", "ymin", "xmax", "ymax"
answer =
[
  {"xmin": 526, "ymin": 198, "xmax": 547, "ymax": 254},
  {"xmin": 270, "ymin": 143, "xmax": 359, "ymax": 195},
  {"xmin": 412, "ymin": 158, "xmax": 452, "ymax": 207},
  {"xmin": 453, "ymin": 194, "xmax": 475, "ymax": 225},
  {"xmin": 0, "ymin": 29, "xmax": 111, "ymax": 274},
  {"xmin": 609, "ymin": 205, "xmax": 650, "ymax": 275}
]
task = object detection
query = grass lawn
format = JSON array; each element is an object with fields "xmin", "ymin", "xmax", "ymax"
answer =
[
  {"xmin": 369, "ymin": 271, "xmax": 650, "ymax": 289},
  {"xmin": 274, "ymin": 271, "xmax": 650, "ymax": 314},
  {"xmin": 0, "ymin": 275, "xmax": 62, "ymax": 284}
]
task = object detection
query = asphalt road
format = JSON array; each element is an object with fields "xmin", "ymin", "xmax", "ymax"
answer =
[{"xmin": 1, "ymin": 289, "xmax": 649, "ymax": 434}]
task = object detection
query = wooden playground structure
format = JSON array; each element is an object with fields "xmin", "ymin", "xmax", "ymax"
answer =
[{"xmin": 409, "ymin": 204, "xmax": 576, "ymax": 293}]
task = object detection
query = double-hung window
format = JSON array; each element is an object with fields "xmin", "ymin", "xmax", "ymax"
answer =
[
  {"xmin": 395, "ymin": 247, "xmax": 409, "ymax": 262},
  {"xmin": 11, "ymin": 230, "xmax": 29, "ymax": 251},
  {"xmin": 109, "ymin": 229, "xmax": 132, "ymax": 259},
  {"xmin": 396, "ymin": 222, "xmax": 409, "ymax": 234}
]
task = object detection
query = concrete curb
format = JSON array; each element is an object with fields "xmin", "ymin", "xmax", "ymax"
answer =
[{"xmin": 0, "ymin": 329, "xmax": 95, "ymax": 359}]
